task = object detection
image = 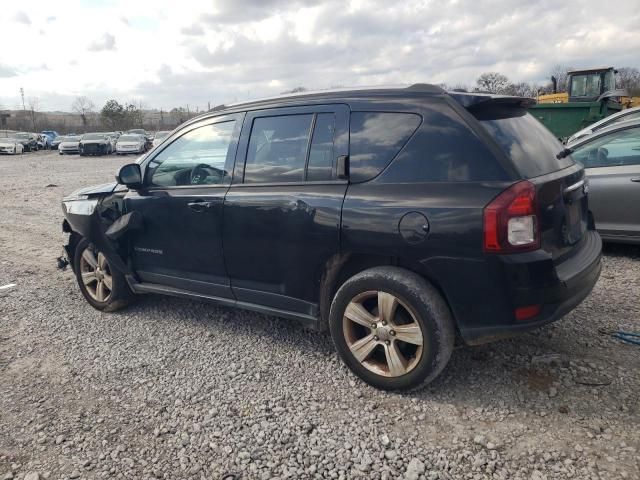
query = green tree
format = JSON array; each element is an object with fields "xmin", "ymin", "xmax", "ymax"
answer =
[{"xmin": 101, "ymin": 99, "xmax": 125, "ymax": 129}]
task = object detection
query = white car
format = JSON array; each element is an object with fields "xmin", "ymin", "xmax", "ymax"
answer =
[
  {"xmin": 567, "ymin": 106, "xmax": 640, "ymax": 144},
  {"xmin": 152, "ymin": 130, "xmax": 171, "ymax": 148},
  {"xmin": 0, "ymin": 137, "xmax": 25, "ymax": 155},
  {"xmin": 116, "ymin": 134, "xmax": 146, "ymax": 154},
  {"xmin": 58, "ymin": 135, "xmax": 82, "ymax": 155}
]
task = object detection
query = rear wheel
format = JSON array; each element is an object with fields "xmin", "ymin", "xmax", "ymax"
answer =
[
  {"xmin": 329, "ymin": 266, "xmax": 455, "ymax": 391},
  {"xmin": 73, "ymin": 239, "xmax": 133, "ymax": 312}
]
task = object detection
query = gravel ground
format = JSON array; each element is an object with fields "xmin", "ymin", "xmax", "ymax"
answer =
[{"xmin": 1, "ymin": 150, "xmax": 639, "ymax": 480}]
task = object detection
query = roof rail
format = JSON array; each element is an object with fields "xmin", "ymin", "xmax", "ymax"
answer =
[{"xmin": 406, "ymin": 83, "xmax": 446, "ymax": 94}]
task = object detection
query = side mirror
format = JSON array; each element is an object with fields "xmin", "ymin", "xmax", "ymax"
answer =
[{"xmin": 116, "ymin": 163, "xmax": 142, "ymax": 188}]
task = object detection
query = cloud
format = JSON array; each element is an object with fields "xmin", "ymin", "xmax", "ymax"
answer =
[
  {"xmin": 201, "ymin": 0, "xmax": 322, "ymax": 24},
  {"xmin": 0, "ymin": 64, "xmax": 18, "ymax": 78},
  {"xmin": 181, "ymin": 24, "xmax": 204, "ymax": 36},
  {"xmin": 88, "ymin": 33, "xmax": 116, "ymax": 52},
  {"xmin": 14, "ymin": 11, "xmax": 31, "ymax": 25}
]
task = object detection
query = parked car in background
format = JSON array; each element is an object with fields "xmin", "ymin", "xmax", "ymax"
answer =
[
  {"xmin": 152, "ymin": 130, "xmax": 170, "ymax": 148},
  {"xmin": 13, "ymin": 132, "xmax": 38, "ymax": 152},
  {"xmin": 0, "ymin": 136, "xmax": 25, "ymax": 155},
  {"xmin": 51, "ymin": 136, "xmax": 64, "ymax": 150},
  {"xmin": 567, "ymin": 106, "xmax": 640, "ymax": 144},
  {"xmin": 41, "ymin": 130, "xmax": 59, "ymax": 143},
  {"xmin": 567, "ymin": 119, "xmax": 640, "ymax": 244},
  {"xmin": 79, "ymin": 133, "xmax": 114, "ymax": 156},
  {"xmin": 58, "ymin": 135, "xmax": 82, "ymax": 155},
  {"xmin": 116, "ymin": 134, "xmax": 146, "ymax": 154},
  {"xmin": 59, "ymin": 85, "xmax": 602, "ymax": 391},
  {"xmin": 127, "ymin": 129, "xmax": 152, "ymax": 150},
  {"xmin": 37, "ymin": 134, "xmax": 50, "ymax": 150}
]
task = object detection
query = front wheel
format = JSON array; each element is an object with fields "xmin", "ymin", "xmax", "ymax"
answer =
[
  {"xmin": 329, "ymin": 266, "xmax": 455, "ymax": 391},
  {"xmin": 73, "ymin": 239, "xmax": 133, "ymax": 312}
]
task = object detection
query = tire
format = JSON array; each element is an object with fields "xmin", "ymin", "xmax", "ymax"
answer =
[
  {"xmin": 73, "ymin": 238, "xmax": 134, "ymax": 312},
  {"xmin": 329, "ymin": 266, "xmax": 455, "ymax": 391}
]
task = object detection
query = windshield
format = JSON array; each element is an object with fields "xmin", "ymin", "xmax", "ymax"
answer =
[
  {"xmin": 570, "ymin": 74, "xmax": 602, "ymax": 98},
  {"xmin": 63, "ymin": 136, "xmax": 81, "ymax": 141},
  {"xmin": 15, "ymin": 133, "xmax": 29, "ymax": 139},
  {"xmin": 128, "ymin": 129, "xmax": 145, "ymax": 135},
  {"xmin": 155, "ymin": 131, "xmax": 170, "ymax": 139},
  {"xmin": 82, "ymin": 133, "xmax": 106, "ymax": 140},
  {"xmin": 119, "ymin": 135, "xmax": 140, "ymax": 141},
  {"xmin": 474, "ymin": 106, "xmax": 574, "ymax": 178}
]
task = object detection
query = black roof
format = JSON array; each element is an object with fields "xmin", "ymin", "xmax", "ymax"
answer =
[{"xmin": 193, "ymin": 83, "xmax": 535, "ymax": 124}]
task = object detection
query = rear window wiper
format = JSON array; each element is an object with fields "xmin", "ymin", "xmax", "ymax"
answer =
[{"xmin": 556, "ymin": 147, "xmax": 574, "ymax": 159}]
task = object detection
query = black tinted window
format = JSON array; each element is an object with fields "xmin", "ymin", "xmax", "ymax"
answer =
[
  {"xmin": 349, "ymin": 112, "xmax": 421, "ymax": 182},
  {"xmin": 244, "ymin": 114, "xmax": 313, "ymax": 183},
  {"xmin": 307, "ymin": 113, "xmax": 335, "ymax": 181},
  {"xmin": 475, "ymin": 107, "xmax": 573, "ymax": 178}
]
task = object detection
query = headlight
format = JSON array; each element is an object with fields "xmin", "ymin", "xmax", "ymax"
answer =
[{"xmin": 63, "ymin": 198, "xmax": 98, "ymax": 215}]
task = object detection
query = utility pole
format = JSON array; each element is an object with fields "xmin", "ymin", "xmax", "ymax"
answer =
[{"xmin": 20, "ymin": 88, "xmax": 25, "ymax": 111}]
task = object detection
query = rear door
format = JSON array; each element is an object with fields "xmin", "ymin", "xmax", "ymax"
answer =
[
  {"xmin": 222, "ymin": 104, "xmax": 349, "ymax": 317},
  {"xmin": 571, "ymin": 125, "xmax": 640, "ymax": 240}
]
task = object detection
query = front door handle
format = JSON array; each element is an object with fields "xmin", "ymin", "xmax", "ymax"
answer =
[
  {"xmin": 631, "ymin": 177, "xmax": 640, "ymax": 183},
  {"xmin": 187, "ymin": 200, "xmax": 215, "ymax": 212}
]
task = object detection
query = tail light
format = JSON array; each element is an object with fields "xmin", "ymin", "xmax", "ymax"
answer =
[{"xmin": 483, "ymin": 181, "xmax": 539, "ymax": 253}]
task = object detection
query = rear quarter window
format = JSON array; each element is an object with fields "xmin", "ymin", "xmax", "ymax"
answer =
[
  {"xmin": 349, "ymin": 112, "xmax": 421, "ymax": 183},
  {"xmin": 474, "ymin": 106, "xmax": 574, "ymax": 178}
]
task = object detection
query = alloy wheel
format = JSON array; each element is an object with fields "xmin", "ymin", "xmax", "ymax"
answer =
[
  {"xmin": 79, "ymin": 247, "xmax": 113, "ymax": 302},
  {"xmin": 342, "ymin": 290, "xmax": 424, "ymax": 377}
]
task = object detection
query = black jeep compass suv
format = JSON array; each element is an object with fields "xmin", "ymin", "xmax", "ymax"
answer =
[{"xmin": 60, "ymin": 85, "xmax": 601, "ymax": 390}]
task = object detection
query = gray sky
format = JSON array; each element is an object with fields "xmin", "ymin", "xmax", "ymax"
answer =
[{"xmin": 1, "ymin": 0, "xmax": 639, "ymax": 112}]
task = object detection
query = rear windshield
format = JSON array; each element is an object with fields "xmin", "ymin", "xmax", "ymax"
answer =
[{"xmin": 474, "ymin": 107, "xmax": 574, "ymax": 178}]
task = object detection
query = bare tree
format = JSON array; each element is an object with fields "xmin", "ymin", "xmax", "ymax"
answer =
[
  {"xmin": 72, "ymin": 96, "xmax": 96, "ymax": 128},
  {"xmin": 503, "ymin": 82, "xmax": 539, "ymax": 98},
  {"xmin": 27, "ymin": 97, "xmax": 39, "ymax": 131},
  {"xmin": 616, "ymin": 67, "xmax": 640, "ymax": 92},
  {"xmin": 475, "ymin": 72, "xmax": 510, "ymax": 94},
  {"xmin": 548, "ymin": 64, "xmax": 574, "ymax": 93}
]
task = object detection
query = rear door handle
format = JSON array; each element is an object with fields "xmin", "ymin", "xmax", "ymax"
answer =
[
  {"xmin": 631, "ymin": 177, "xmax": 640, "ymax": 183},
  {"xmin": 187, "ymin": 200, "xmax": 215, "ymax": 212}
]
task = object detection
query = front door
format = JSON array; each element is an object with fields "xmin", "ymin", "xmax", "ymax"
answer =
[
  {"xmin": 125, "ymin": 113, "xmax": 243, "ymax": 297},
  {"xmin": 573, "ymin": 125, "xmax": 640, "ymax": 240},
  {"xmin": 223, "ymin": 105, "xmax": 350, "ymax": 316}
]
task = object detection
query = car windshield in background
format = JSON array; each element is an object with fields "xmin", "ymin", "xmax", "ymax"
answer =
[
  {"xmin": 15, "ymin": 133, "xmax": 30, "ymax": 139},
  {"xmin": 82, "ymin": 134, "xmax": 106, "ymax": 140},
  {"xmin": 474, "ymin": 106, "xmax": 574, "ymax": 178},
  {"xmin": 119, "ymin": 135, "xmax": 140, "ymax": 142},
  {"xmin": 65, "ymin": 136, "xmax": 81, "ymax": 141},
  {"xmin": 128, "ymin": 129, "xmax": 145, "ymax": 135}
]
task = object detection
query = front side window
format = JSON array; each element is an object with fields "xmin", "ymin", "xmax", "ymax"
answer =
[
  {"xmin": 572, "ymin": 127, "xmax": 640, "ymax": 168},
  {"xmin": 244, "ymin": 114, "xmax": 313, "ymax": 183},
  {"xmin": 147, "ymin": 121, "xmax": 235, "ymax": 187}
]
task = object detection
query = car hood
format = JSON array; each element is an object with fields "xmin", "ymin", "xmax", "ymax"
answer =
[
  {"xmin": 117, "ymin": 142, "xmax": 141, "ymax": 147},
  {"xmin": 0, "ymin": 139, "xmax": 17, "ymax": 145},
  {"xmin": 60, "ymin": 141, "xmax": 80, "ymax": 146},
  {"xmin": 64, "ymin": 182, "xmax": 126, "ymax": 200}
]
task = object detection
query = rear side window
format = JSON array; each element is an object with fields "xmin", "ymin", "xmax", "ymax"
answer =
[
  {"xmin": 349, "ymin": 112, "xmax": 421, "ymax": 182},
  {"xmin": 244, "ymin": 114, "xmax": 313, "ymax": 183},
  {"xmin": 475, "ymin": 107, "xmax": 574, "ymax": 178}
]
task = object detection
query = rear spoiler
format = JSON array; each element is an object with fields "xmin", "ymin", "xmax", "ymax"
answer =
[{"xmin": 447, "ymin": 92, "xmax": 536, "ymax": 109}]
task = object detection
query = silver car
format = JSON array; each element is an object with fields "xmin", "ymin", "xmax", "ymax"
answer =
[
  {"xmin": 567, "ymin": 106, "xmax": 640, "ymax": 144},
  {"xmin": 567, "ymin": 119, "xmax": 640, "ymax": 244}
]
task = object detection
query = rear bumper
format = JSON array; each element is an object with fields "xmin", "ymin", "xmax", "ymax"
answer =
[{"xmin": 453, "ymin": 230, "xmax": 602, "ymax": 344}]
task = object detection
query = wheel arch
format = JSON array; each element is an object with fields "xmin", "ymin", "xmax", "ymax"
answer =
[{"xmin": 318, "ymin": 252, "xmax": 457, "ymax": 333}]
